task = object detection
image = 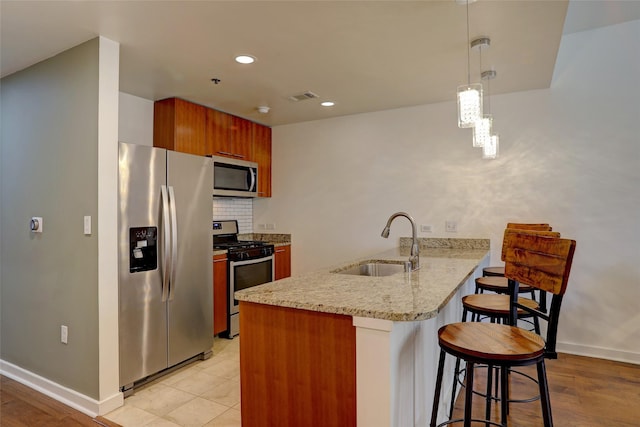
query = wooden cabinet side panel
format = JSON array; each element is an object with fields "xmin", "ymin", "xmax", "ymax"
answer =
[
  {"xmin": 153, "ymin": 98, "xmax": 177, "ymax": 150},
  {"xmin": 253, "ymin": 123, "xmax": 272, "ymax": 197},
  {"xmin": 274, "ymin": 245, "xmax": 291, "ymax": 280},
  {"xmin": 239, "ymin": 302, "xmax": 356, "ymax": 427},
  {"xmin": 213, "ymin": 254, "xmax": 228, "ymax": 336}
]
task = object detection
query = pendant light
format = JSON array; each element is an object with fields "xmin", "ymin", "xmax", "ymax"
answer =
[
  {"xmin": 457, "ymin": 0, "xmax": 482, "ymax": 128},
  {"xmin": 480, "ymin": 69, "xmax": 499, "ymax": 159},
  {"xmin": 483, "ymin": 134, "xmax": 499, "ymax": 159},
  {"xmin": 472, "ymin": 38, "xmax": 492, "ymax": 148}
]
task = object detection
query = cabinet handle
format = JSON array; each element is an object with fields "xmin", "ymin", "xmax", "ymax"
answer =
[
  {"xmin": 275, "ymin": 249, "xmax": 285, "ymax": 253},
  {"xmin": 213, "ymin": 258, "xmax": 227, "ymax": 263},
  {"xmin": 217, "ymin": 151, "xmax": 233, "ymax": 156},
  {"xmin": 232, "ymin": 154, "xmax": 245, "ymax": 159}
]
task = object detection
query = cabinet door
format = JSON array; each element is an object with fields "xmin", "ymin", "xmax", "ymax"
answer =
[
  {"xmin": 213, "ymin": 254, "xmax": 228, "ymax": 335},
  {"xmin": 206, "ymin": 109, "xmax": 232, "ymax": 158},
  {"xmin": 154, "ymin": 98, "xmax": 207, "ymax": 156},
  {"xmin": 274, "ymin": 245, "xmax": 291, "ymax": 280},
  {"xmin": 253, "ymin": 123, "xmax": 272, "ymax": 198},
  {"xmin": 229, "ymin": 116, "xmax": 253, "ymax": 160}
]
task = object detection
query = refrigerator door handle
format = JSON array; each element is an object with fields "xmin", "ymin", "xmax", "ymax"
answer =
[
  {"xmin": 168, "ymin": 185, "xmax": 178, "ymax": 301},
  {"xmin": 160, "ymin": 185, "xmax": 171, "ymax": 302}
]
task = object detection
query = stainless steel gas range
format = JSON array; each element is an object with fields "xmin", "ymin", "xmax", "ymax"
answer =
[{"xmin": 213, "ymin": 220, "xmax": 274, "ymax": 337}]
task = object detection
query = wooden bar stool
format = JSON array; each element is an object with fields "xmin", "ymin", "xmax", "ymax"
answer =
[
  {"xmin": 481, "ymin": 223, "xmax": 551, "ymax": 278},
  {"xmin": 431, "ymin": 230, "xmax": 576, "ymax": 427},
  {"xmin": 447, "ymin": 293, "xmax": 542, "ymax": 419}
]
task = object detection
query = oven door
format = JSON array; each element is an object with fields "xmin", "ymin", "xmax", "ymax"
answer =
[{"xmin": 228, "ymin": 255, "xmax": 274, "ymax": 336}]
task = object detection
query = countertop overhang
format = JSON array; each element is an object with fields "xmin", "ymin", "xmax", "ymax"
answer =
[{"xmin": 235, "ymin": 243, "xmax": 489, "ymax": 322}]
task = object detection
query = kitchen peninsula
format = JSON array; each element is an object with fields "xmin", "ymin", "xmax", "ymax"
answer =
[{"xmin": 235, "ymin": 238, "xmax": 490, "ymax": 427}]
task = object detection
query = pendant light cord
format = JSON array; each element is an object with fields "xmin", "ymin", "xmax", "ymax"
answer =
[
  {"xmin": 479, "ymin": 45, "xmax": 489, "ymax": 114},
  {"xmin": 466, "ymin": 0, "xmax": 471, "ymax": 85}
]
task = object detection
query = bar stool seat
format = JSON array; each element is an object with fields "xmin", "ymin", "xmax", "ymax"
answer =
[
  {"xmin": 482, "ymin": 266, "xmax": 505, "ymax": 277},
  {"xmin": 475, "ymin": 276, "xmax": 534, "ymax": 294},
  {"xmin": 462, "ymin": 294, "xmax": 538, "ymax": 319}
]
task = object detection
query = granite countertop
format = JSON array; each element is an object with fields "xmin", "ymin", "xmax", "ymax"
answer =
[{"xmin": 235, "ymin": 238, "xmax": 489, "ymax": 322}]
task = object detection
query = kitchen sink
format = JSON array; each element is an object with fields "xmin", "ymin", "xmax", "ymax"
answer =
[{"xmin": 332, "ymin": 260, "xmax": 411, "ymax": 277}]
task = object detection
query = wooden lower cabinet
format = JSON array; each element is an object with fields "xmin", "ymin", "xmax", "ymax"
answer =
[
  {"xmin": 274, "ymin": 244, "xmax": 291, "ymax": 280},
  {"xmin": 239, "ymin": 301, "xmax": 356, "ymax": 427},
  {"xmin": 213, "ymin": 254, "xmax": 228, "ymax": 336}
]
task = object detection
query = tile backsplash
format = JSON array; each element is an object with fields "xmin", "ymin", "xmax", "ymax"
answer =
[{"xmin": 213, "ymin": 198, "xmax": 253, "ymax": 233}]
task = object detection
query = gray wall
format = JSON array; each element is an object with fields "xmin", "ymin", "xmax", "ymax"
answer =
[{"xmin": 1, "ymin": 39, "xmax": 100, "ymax": 398}]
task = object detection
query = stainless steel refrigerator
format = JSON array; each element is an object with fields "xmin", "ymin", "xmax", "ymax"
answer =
[{"xmin": 118, "ymin": 142, "xmax": 213, "ymax": 393}]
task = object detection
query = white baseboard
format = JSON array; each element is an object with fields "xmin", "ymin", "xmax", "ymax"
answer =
[
  {"xmin": 557, "ymin": 342, "xmax": 640, "ymax": 365},
  {"xmin": 0, "ymin": 359, "xmax": 123, "ymax": 417}
]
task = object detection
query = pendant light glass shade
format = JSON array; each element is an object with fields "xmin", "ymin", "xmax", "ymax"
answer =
[
  {"xmin": 457, "ymin": 83, "xmax": 483, "ymax": 128},
  {"xmin": 473, "ymin": 115, "xmax": 492, "ymax": 147},
  {"xmin": 482, "ymin": 134, "xmax": 499, "ymax": 159}
]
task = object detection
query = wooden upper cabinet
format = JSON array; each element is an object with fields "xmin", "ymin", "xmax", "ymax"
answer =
[
  {"xmin": 253, "ymin": 122, "xmax": 272, "ymax": 198},
  {"xmin": 155, "ymin": 98, "xmax": 272, "ymax": 197},
  {"xmin": 207, "ymin": 110, "xmax": 252, "ymax": 160},
  {"xmin": 229, "ymin": 116, "xmax": 253, "ymax": 160},
  {"xmin": 154, "ymin": 98, "xmax": 207, "ymax": 155},
  {"xmin": 206, "ymin": 108, "xmax": 231, "ymax": 157}
]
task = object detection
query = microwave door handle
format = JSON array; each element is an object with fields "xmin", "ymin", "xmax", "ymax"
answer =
[
  {"xmin": 168, "ymin": 186, "xmax": 178, "ymax": 300},
  {"xmin": 249, "ymin": 167, "xmax": 256, "ymax": 192},
  {"xmin": 160, "ymin": 185, "xmax": 171, "ymax": 302}
]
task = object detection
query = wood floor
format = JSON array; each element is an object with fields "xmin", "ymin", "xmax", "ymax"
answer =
[
  {"xmin": 450, "ymin": 353, "xmax": 640, "ymax": 426},
  {"xmin": 1, "ymin": 353, "xmax": 638, "ymax": 426},
  {"xmin": 0, "ymin": 376, "xmax": 121, "ymax": 427}
]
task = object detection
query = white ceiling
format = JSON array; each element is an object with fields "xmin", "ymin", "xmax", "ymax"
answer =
[{"xmin": 2, "ymin": 1, "xmax": 639, "ymax": 126}]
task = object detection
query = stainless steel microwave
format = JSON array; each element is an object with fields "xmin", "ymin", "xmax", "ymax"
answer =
[{"xmin": 212, "ymin": 156, "xmax": 258, "ymax": 197}]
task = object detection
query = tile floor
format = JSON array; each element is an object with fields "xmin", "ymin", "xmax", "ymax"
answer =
[{"xmin": 105, "ymin": 337, "xmax": 241, "ymax": 427}]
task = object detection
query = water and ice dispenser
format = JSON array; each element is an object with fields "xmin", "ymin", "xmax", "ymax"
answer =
[{"xmin": 129, "ymin": 227, "xmax": 158, "ymax": 273}]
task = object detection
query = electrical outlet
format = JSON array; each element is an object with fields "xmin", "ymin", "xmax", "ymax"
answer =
[
  {"xmin": 265, "ymin": 223, "xmax": 276, "ymax": 230},
  {"xmin": 445, "ymin": 221, "xmax": 458, "ymax": 233},
  {"xmin": 420, "ymin": 224, "xmax": 433, "ymax": 233},
  {"xmin": 61, "ymin": 325, "xmax": 68, "ymax": 344}
]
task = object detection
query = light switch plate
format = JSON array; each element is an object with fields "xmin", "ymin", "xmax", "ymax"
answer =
[{"xmin": 83, "ymin": 216, "xmax": 91, "ymax": 235}]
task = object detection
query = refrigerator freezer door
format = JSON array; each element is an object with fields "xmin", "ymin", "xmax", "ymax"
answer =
[
  {"xmin": 118, "ymin": 143, "xmax": 169, "ymax": 387},
  {"xmin": 166, "ymin": 150, "xmax": 213, "ymax": 366}
]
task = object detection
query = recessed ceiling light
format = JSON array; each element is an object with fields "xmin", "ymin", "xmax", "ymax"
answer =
[
  {"xmin": 235, "ymin": 55, "xmax": 256, "ymax": 64},
  {"xmin": 321, "ymin": 101, "xmax": 335, "ymax": 107}
]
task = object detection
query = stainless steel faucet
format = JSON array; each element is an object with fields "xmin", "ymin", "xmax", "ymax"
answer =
[{"xmin": 381, "ymin": 212, "xmax": 420, "ymax": 271}]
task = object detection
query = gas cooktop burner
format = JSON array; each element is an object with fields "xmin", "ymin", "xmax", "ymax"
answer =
[{"xmin": 213, "ymin": 240, "xmax": 269, "ymax": 250}]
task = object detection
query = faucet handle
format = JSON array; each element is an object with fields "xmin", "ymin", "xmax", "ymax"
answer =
[{"xmin": 403, "ymin": 261, "xmax": 412, "ymax": 272}]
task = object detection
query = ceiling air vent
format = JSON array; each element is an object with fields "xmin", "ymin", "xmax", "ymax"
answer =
[{"xmin": 288, "ymin": 91, "xmax": 319, "ymax": 102}]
